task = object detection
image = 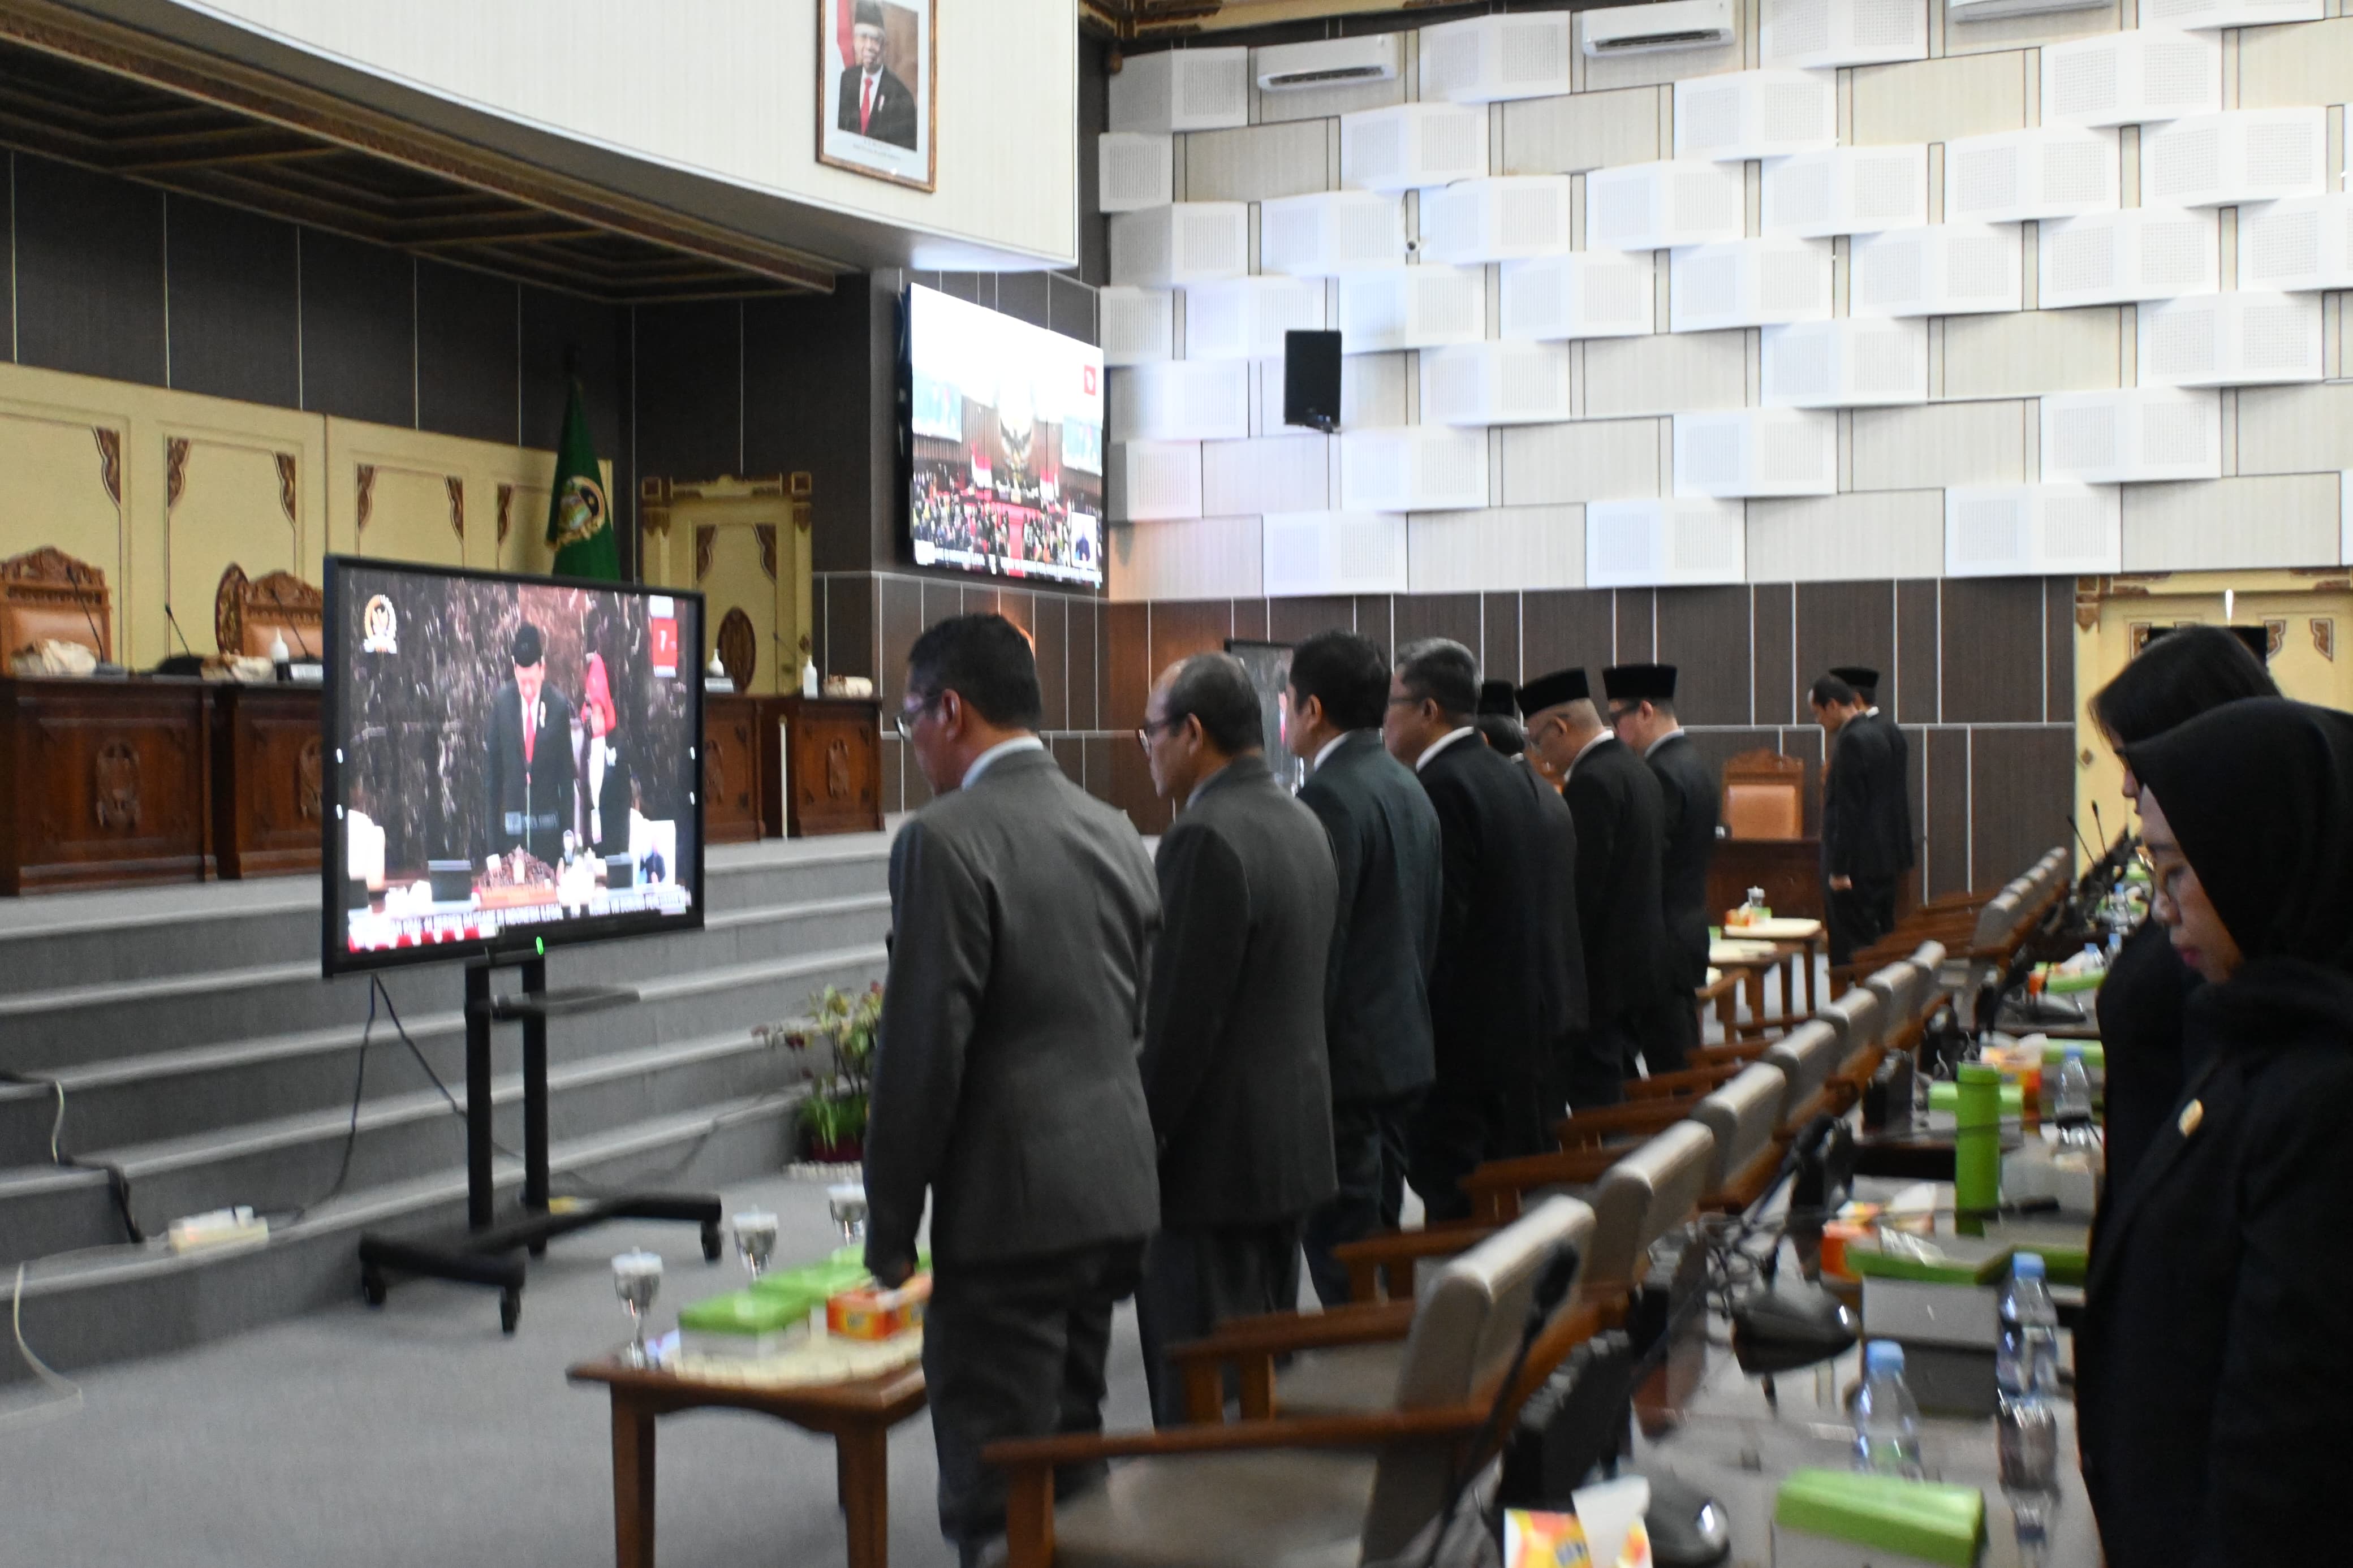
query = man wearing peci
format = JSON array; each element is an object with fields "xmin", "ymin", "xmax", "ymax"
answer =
[
  {"xmin": 837, "ymin": 1, "xmax": 919, "ymax": 150},
  {"xmin": 1135, "ymin": 653, "xmax": 1338, "ymax": 1423},
  {"xmin": 1384, "ymin": 638, "xmax": 1587, "ymax": 1222},
  {"xmin": 1520, "ymin": 668, "xmax": 1667, "ymax": 1110},
  {"xmin": 1605, "ymin": 664, "xmax": 1715, "ymax": 1072},
  {"xmin": 486, "ymin": 622, "xmax": 576, "ymax": 862},
  {"xmin": 1285, "ymin": 630, "xmax": 1443, "ymax": 1307},
  {"xmin": 861, "ymin": 614, "xmax": 1160, "ymax": 1566}
]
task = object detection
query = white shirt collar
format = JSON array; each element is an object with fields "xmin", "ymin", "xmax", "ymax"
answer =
[
  {"xmin": 1643, "ymin": 726, "xmax": 1685, "ymax": 759},
  {"xmin": 1570, "ymin": 729, "xmax": 1614, "ymax": 775},
  {"xmin": 1313, "ymin": 731, "xmax": 1355, "ymax": 772},
  {"xmin": 1865, "ymin": 704, "xmax": 1882, "ymax": 717},
  {"xmin": 959, "ymin": 735, "xmax": 1044, "ymax": 789},
  {"xmin": 1415, "ymin": 726, "xmax": 1476, "ymax": 774}
]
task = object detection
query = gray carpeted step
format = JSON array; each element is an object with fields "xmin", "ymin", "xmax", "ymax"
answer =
[
  {"xmin": 0, "ymin": 1080, "xmax": 57, "ymax": 1168},
  {"xmin": 0, "ymin": 1163, "xmax": 120, "ymax": 1270}
]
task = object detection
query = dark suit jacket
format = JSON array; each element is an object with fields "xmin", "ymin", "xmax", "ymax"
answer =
[
  {"xmin": 1417, "ymin": 733, "xmax": 1588, "ymax": 1096},
  {"xmin": 1143, "ymin": 755, "xmax": 1339, "ymax": 1228},
  {"xmin": 2076, "ymin": 959, "xmax": 2353, "ymax": 1567},
  {"xmin": 1644, "ymin": 732, "xmax": 1717, "ymax": 988},
  {"xmin": 1563, "ymin": 736, "xmax": 1669, "ymax": 1026},
  {"xmin": 1824, "ymin": 716, "xmax": 1905, "ymax": 883},
  {"xmin": 861, "ymin": 747, "xmax": 1161, "ymax": 1273},
  {"xmin": 837, "ymin": 64, "xmax": 919, "ymax": 149},
  {"xmin": 1296, "ymin": 731, "xmax": 1442, "ymax": 1104},
  {"xmin": 486, "ymin": 683, "xmax": 577, "ymax": 858},
  {"xmin": 1864, "ymin": 709, "xmax": 1916, "ymax": 871}
]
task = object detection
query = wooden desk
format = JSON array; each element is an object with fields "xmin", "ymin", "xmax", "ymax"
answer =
[
  {"xmin": 1709, "ymin": 837, "xmax": 1821, "ymax": 923},
  {"xmin": 701, "ymin": 693, "xmax": 765, "ymax": 845},
  {"xmin": 210, "ymin": 681, "xmax": 324, "ymax": 880},
  {"xmin": 570, "ymin": 1351, "xmax": 928, "ymax": 1568},
  {"xmin": 0, "ymin": 675, "xmax": 213, "ymax": 894},
  {"xmin": 757, "ymin": 697, "xmax": 884, "ymax": 838},
  {"xmin": 1696, "ymin": 967, "xmax": 1743, "ymax": 1034}
]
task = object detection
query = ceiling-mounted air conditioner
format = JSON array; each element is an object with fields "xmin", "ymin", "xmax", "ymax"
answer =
[
  {"xmin": 1255, "ymin": 35, "xmax": 1399, "ymax": 93},
  {"xmin": 1581, "ymin": 0, "xmax": 1737, "ymax": 57}
]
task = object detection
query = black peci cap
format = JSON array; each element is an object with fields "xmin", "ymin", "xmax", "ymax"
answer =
[
  {"xmin": 1516, "ymin": 668, "xmax": 1590, "ymax": 715},
  {"xmin": 1476, "ymin": 678, "xmax": 1521, "ymax": 716},
  {"xmin": 2145, "ymin": 624, "xmax": 2270, "ymax": 664},
  {"xmin": 510, "ymin": 623, "xmax": 544, "ymax": 668},
  {"xmin": 1830, "ymin": 665, "xmax": 1881, "ymax": 695},
  {"xmin": 1601, "ymin": 663, "xmax": 1677, "ymax": 703}
]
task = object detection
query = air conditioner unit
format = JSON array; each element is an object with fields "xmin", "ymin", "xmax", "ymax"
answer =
[
  {"xmin": 1945, "ymin": 486, "xmax": 2121, "ymax": 577},
  {"xmin": 1585, "ymin": 498, "xmax": 1747, "ymax": 588},
  {"xmin": 1948, "ymin": 0, "xmax": 2108, "ymax": 20},
  {"xmin": 2137, "ymin": 291, "xmax": 2323, "ymax": 387},
  {"xmin": 1262, "ymin": 512, "xmax": 1411, "ymax": 597},
  {"xmin": 2041, "ymin": 30, "xmax": 2220, "ymax": 128},
  {"xmin": 1099, "ymin": 287, "xmax": 1175, "ymax": 366},
  {"xmin": 2142, "ymin": 109, "xmax": 2328, "ymax": 209},
  {"xmin": 1674, "ymin": 70, "xmax": 1837, "ymax": 163},
  {"xmin": 1761, "ymin": 318, "xmax": 1930, "ymax": 408},
  {"xmin": 1106, "ymin": 441, "xmax": 1205, "ymax": 522},
  {"xmin": 1258, "ymin": 191, "xmax": 1406, "ymax": 277},
  {"xmin": 1587, "ymin": 160, "xmax": 1746, "ymax": 253},
  {"xmin": 1499, "ymin": 252, "xmax": 1657, "ymax": 342},
  {"xmin": 1760, "ymin": 0, "xmax": 1928, "ymax": 70},
  {"xmin": 1098, "ymin": 133, "xmax": 1174, "ymax": 214},
  {"xmin": 1419, "ymin": 177, "xmax": 1575, "ymax": 265},
  {"xmin": 2040, "ymin": 389, "xmax": 2221, "ymax": 483},
  {"xmin": 1762, "ymin": 145, "xmax": 1930, "ymax": 239},
  {"xmin": 1673, "ymin": 409, "xmax": 1838, "ymax": 498},
  {"xmin": 1583, "ymin": 0, "xmax": 1736, "ymax": 55},
  {"xmin": 1181, "ymin": 276, "xmax": 1326, "ymax": 361},
  {"xmin": 1341, "ymin": 102, "xmax": 1489, "ymax": 193},
  {"xmin": 1108, "ymin": 203, "xmax": 1249, "ymax": 288},
  {"xmin": 1420, "ymin": 12, "xmax": 1574, "ymax": 102},
  {"xmin": 1669, "ymin": 237, "xmax": 1834, "ymax": 333},
  {"xmin": 1254, "ymin": 34, "xmax": 1399, "ymax": 93},
  {"xmin": 1337, "ymin": 266, "xmax": 1486, "ymax": 352},
  {"xmin": 2036, "ymin": 207, "xmax": 2219, "ymax": 310},
  {"xmin": 1420, "ymin": 342, "xmax": 1575, "ymax": 426},
  {"xmin": 2137, "ymin": 0, "xmax": 2322, "ymax": 28},
  {"xmin": 1110, "ymin": 48, "xmax": 1250, "ymax": 135},
  {"xmin": 2239, "ymin": 195, "xmax": 2353, "ymax": 293},
  {"xmin": 1849, "ymin": 223, "xmax": 2025, "ymax": 318},
  {"xmin": 1943, "ymin": 127, "xmax": 2119, "ymax": 224},
  {"xmin": 1339, "ymin": 427, "xmax": 1490, "ymax": 512},
  {"xmin": 1109, "ymin": 360, "xmax": 1250, "ymax": 443}
]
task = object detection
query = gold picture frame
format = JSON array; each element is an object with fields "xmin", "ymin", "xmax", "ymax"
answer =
[{"xmin": 817, "ymin": 0, "xmax": 938, "ymax": 194}]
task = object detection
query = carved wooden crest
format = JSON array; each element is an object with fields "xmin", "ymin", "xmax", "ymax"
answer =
[
  {"xmin": 695, "ymin": 525, "xmax": 717, "ymax": 583},
  {"xmin": 275, "ymin": 453, "xmax": 299, "ymax": 525},
  {"xmin": 446, "ymin": 477, "xmax": 465, "ymax": 540},
  {"xmin": 298, "ymin": 736, "xmax": 325, "ymax": 822},
  {"xmin": 717, "ymin": 607, "xmax": 757, "ymax": 691},
  {"xmin": 92, "ymin": 428, "xmax": 122, "ymax": 507},
  {"xmin": 356, "ymin": 465, "xmax": 377, "ymax": 533},
  {"xmin": 2316, "ymin": 617, "xmax": 2337, "ymax": 663},
  {"xmin": 497, "ymin": 483, "xmax": 514, "ymax": 547},
  {"xmin": 825, "ymin": 737, "xmax": 851, "ymax": 801},
  {"xmin": 166, "ymin": 438, "xmax": 191, "ymax": 512},
  {"xmin": 757, "ymin": 524, "xmax": 779, "ymax": 582},
  {"xmin": 3, "ymin": 547, "xmax": 106, "ymax": 590},
  {"xmin": 216, "ymin": 563, "xmax": 250, "ymax": 655},
  {"xmin": 93, "ymin": 740, "xmax": 140, "ymax": 831}
]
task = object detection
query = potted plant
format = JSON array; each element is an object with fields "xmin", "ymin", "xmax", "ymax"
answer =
[{"xmin": 760, "ymin": 981, "xmax": 882, "ymax": 1165}]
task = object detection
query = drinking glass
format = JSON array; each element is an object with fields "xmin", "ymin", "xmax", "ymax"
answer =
[
  {"xmin": 732, "ymin": 1210, "xmax": 778, "ymax": 1283},
  {"xmin": 613, "ymin": 1250, "xmax": 663, "ymax": 1366},
  {"xmin": 827, "ymin": 1183, "xmax": 869, "ymax": 1247}
]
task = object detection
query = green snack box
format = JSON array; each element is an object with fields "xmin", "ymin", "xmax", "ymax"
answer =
[
  {"xmin": 678, "ymin": 1287, "xmax": 817, "ymax": 1335},
  {"xmin": 1774, "ymin": 1468, "xmax": 1987, "ymax": 1568},
  {"xmin": 1848, "ymin": 1233, "xmax": 2015, "ymax": 1286}
]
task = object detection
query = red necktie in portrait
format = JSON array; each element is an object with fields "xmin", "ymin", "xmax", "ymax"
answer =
[
  {"xmin": 523, "ymin": 698, "xmax": 536, "ymax": 766},
  {"xmin": 861, "ymin": 73, "xmax": 876, "ymax": 134}
]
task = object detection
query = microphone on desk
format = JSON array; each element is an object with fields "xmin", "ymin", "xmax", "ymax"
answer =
[{"xmin": 155, "ymin": 603, "xmax": 205, "ymax": 677}]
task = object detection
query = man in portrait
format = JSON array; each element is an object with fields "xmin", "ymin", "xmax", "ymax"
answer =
[
  {"xmin": 837, "ymin": 1, "xmax": 919, "ymax": 150},
  {"xmin": 487, "ymin": 622, "xmax": 577, "ymax": 861}
]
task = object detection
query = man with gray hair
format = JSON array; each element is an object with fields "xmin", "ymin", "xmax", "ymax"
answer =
[
  {"xmin": 1382, "ymin": 638, "xmax": 1587, "ymax": 1220},
  {"xmin": 1135, "ymin": 651, "xmax": 1339, "ymax": 1422}
]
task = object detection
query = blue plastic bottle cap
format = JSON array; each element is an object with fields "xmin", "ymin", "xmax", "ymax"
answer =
[
  {"xmin": 2064, "ymin": 1044, "xmax": 2083, "ymax": 1060},
  {"xmin": 2014, "ymin": 1252, "xmax": 2046, "ymax": 1278},
  {"xmin": 1865, "ymin": 1340, "xmax": 1905, "ymax": 1373}
]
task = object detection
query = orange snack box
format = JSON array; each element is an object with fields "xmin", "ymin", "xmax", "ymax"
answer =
[{"xmin": 827, "ymin": 1274, "xmax": 932, "ymax": 1341}]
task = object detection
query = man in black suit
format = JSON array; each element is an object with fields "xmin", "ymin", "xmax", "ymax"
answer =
[
  {"xmin": 1605, "ymin": 664, "xmax": 1714, "ymax": 1072},
  {"xmin": 837, "ymin": 1, "xmax": 919, "ymax": 150},
  {"xmin": 486, "ymin": 623, "xmax": 576, "ymax": 861},
  {"xmin": 1522, "ymin": 668, "xmax": 1667, "ymax": 1109},
  {"xmin": 1384, "ymin": 638, "xmax": 1586, "ymax": 1222},
  {"xmin": 1135, "ymin": 653, "xmax": 1338, "ymax": 1423},
  {"xmin": 1831, "ymin": 664, "xmax": 1913, "ymax": 939},
  {"xmin": 1286, "ymin": 630, "xmax": 1442, "ymax": 1306},
  {"xmin": 1812, "ymin": 671, "xmax": 1904, "ymax": 966},
  {"xmin": 864, "ymin": 614, "xmax": 1161, "ymax": 1565}
]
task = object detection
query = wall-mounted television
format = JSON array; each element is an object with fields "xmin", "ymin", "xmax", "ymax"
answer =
[
  {"xmin": 322, "ymin": 557, "xmax": 706, "ymax": 974},
  {"xmin": 902, "ymin": 282, "xmax": 1105, "ymax": 589}
]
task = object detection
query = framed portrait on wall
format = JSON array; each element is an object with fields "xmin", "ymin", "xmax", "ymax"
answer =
[{"xmin": 818, "ymin": 0, "xmax": 936, "ymax": 192}]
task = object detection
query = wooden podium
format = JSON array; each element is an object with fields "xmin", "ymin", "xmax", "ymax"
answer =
[
  {"xmin": 211, "ymin": 683, "xmax": 326, "ymax": 880},
  {"xmin": 0, "ymin": 676, "xmax": 213, "ymax": 895},
  {"xmin": 759, "ymin": 696, "xmax": 882, "ymax": 839}
]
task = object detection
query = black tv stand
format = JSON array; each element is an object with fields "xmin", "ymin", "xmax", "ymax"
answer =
[{"xmin": 356, "ymin": 956, "xmax": 723, "ymax": 1333}]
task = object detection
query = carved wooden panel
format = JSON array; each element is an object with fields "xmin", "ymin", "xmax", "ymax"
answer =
[
  {"xmin": 211, "ymin": 683, "xmax": 324, "ymax": 879},
  {"xmin": 760, "ymin": 697, "xmax": 882, "ymax": 838},
  {"xmin": 0, "ymin": 677, "xmax": 211, "ymax": 893},
  {"xmin": 702, "ymin": 693, "xmax": 763, "ymax": 845}
]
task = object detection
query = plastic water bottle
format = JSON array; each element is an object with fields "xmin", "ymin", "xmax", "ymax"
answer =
[
  {"xmin": 1997, "ymin": 1254, "xmax": 2060, "ymax": 1399},
  {"xmin": 1997, "ymin": 1256, "xmax": 2063, "ymax": 1555},
  {"xmin": 2053, "ymin": 1048, "xmax": 2099, "ymax": 1159},
  {"xmin": 1853, "ymin": 1340, "xmax": 1925, "ymax": 1479}
]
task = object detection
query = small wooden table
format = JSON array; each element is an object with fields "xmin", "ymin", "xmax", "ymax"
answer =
[{"xmin": 569, "ymin": 1351, "xmax": 928, "ymax": 1568}]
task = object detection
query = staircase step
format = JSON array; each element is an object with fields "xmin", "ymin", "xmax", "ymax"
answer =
[{"xmin": 0, "ymin": 1163, "xmax": 118, "ymax": 1270}]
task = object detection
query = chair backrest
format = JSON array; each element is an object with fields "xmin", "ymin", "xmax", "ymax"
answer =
[
  {"xmin": 1861, "ymin": 961, "xmax": 1917, "ymax": 1023},
  {"xmin": 1971, "ymin": 888, "xmax": 2024, "ymax": 949},
  {"xmin": 1720, "ymin": 748, "xmax": 1804, "ymax": 841},
  {"xmin": 1692, "ymin": 1062, "xmax": 1787, "ymax": 1192},
  {"xmin": 1, "ymin": 546, "xmax": 113, "ymax": 663},
  {"xmin": 1818, "ymin": 987, "xmax": 1884, "ymax": 1056},
  {"xmin": 1365, "ymin": 1195, "xmax": 1596, "ymax": 1560},
  {"xmin": 1764, "ymin": 1019, "xmax": 1843, "ymax": 1122},
  {"xmin": 1581, "ymin": 1121, "xmax": 1716, "ymax": 1295},
  {"xmin": 1911, "ymin": 939, "xmax": 1947, "ymax": 977}
]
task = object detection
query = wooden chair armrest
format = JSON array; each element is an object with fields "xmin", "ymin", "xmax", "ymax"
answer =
[
  {"xmin": 1165, "ymin": 1299, "xmax": 1417, "ymax": 1366},
  {"xmin": 1554, "ymin": 1099, "xmax": 1686, "ymax": 1148},
  {"xmin": 1459, "ymin": 1146, "xmax": 1622, "ymax": 1219},
  {"xmin": 1690, "ymin": 1041, "xmax": 1770, "ymax": 1067},
  {"xmin": 1331, "ymin": 1218, "xmax": 1495, "ymax": 1302},
  {"xmin": 1624, "ymin": 1062, "xmax": 1742, "ymax": 1101}
]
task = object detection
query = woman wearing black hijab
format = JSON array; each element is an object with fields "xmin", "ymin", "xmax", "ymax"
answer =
[
  {"xmin": 2077, "ymin": 697, "xmax": 2353, "ymax": 1567},
  {"xmin": 2086, "ymin": 627, "xmax": 2277, "ymax": 1199}
]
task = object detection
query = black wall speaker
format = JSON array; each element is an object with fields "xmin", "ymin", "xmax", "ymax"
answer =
[{"xmin": 1282, "ymin": 330, "xmax": 1342, "ymax": 434}]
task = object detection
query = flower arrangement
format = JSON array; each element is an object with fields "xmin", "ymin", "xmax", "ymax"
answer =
[{"xmin": 759, "ymin": 980, "xmax": 882, "ymax": 1163}]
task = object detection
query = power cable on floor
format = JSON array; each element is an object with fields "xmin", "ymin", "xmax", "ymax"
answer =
[{"xmin": 2, "ymin": 1262, "xmax": 84, "ymax": 1432}]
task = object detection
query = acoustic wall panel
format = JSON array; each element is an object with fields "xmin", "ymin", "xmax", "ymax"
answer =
[
  {"xmin": 1337, "ymin": 266, "xmax": 1487, "ymax": 352},
  {"xmin": 2137, "ymin": 291, "xmax": 2324, "ymax": 387},
  {"xmin": 1501, "ymin": 84, "xmax": 1664, "ymax": 176},
  {"xmin": 1258, "ymin": 191, "xmax": 1407, "ymax": 277},
  {"xmin": 1945, "ymin": 485, "xmax": 2122, "ymax": 577},
  {"xmin": 1499, "ymin": 252, "xmax": 1657, "ymax": 342},
  {"xmin": 1943, "ymin": 127, "xmax": 2120, "ymax": 224},
  {"xmin": 1108, "ymin": 204, "xmax": 1250, "ymax": 287},
  {"xmin": 2037, "ymin": 208, "xmax": 2220, "ymax": 309},
  {"xmin": 1499, "ymin": 418, "xmax": 1665, "ymax": 506},
  {"xmin": 2123, "ymin": 474, "xmax": 2342, "ymax": 571},
  {"xmin": 1419, "ymin": 12, "xmax": 1575, "ymax": 104},
  {"xmin": 2239, "ymin": 195, "xmax": 2353, "ymax": 294},
  {"xmin": 1759, "ymin": 0, "xmax": 1929, "ymax": 70},
  {"xmin": 1420, "ymin": 341, "xmax": 1575, "ymax": 426},
  {"xmin": 2141, "ymin": 109, "xmax": 2330, "ymax": 210},
  {"xmin": 1098, "ymin": 133, "xmax": 1175, "ymax": 212},
  {"xmin": 1761, "ymin": 318, "xmax": 1929, "ymax": 407},
  {"xmin": 2040, "ymin": 30, "xmax": 2221, "ymax": 129},
  {"xmin": 1848, "ymin": 223, "xmax": 2025, "ymax": 317},
  {"xmin": 1110, "ymin": 360, "xmax": 1250, "ymax": 442},
  {"xmin": 1100, "ymin": 287, "xmax": 1175, "ymax": 366},
  {"xmin": 1673, "ymin": 409, "xmax": 1839, "ymax": 496},
  {"xmin": 1106, "ymin": 440, "xmax": 1204, "ymax": 522},
  {"xmin": 1585, "ymin": 497, "xmax": 1748, "ymax": 587},
  {"xmin": 1673, "ymin": 69, "xmax": 1838, "ymax": 162},
  {"xmin": 1180, "ymin": 276, "xmax": 1326, "ymax": 361},
  {"xmin": 1419, "ymin": 177, "xmax": 1576, "ymax": 265},
  {"xmin": 1761, "ymin": 145, "xmax": 1930, "ymax": 239},
  {"xmin": 1587, "ymin": 161, "xmax": 1747, "ymax": 253},
  {"xmin": 1108, "ymin": 516, "xmax": 1262, "ymax": 601},
  {"xmin": 1669, "ymin": 238, "xmax": 1834, "ymax": 332},
  {"xmin": 1110, "ymin": 47, "xmax": 1251, "ymax": 134},
  {"xmin": 1255, "ymin": 352, "xmax": 1412, "ymax": 433},
  {"xmin": 1262, "ymin": 511, "xmax": 1411, "ymax": 597},
  {"xmin": 1407, "ymin": 506, "xmax": 1585, "ymax": 593},
  {"xmin": 1339, "ymin": 426, "xmax": 1491, "ymax": 511},
  {"xmin": 2039, "ymin": 388, "xmax": 2221, "ymax": 482},
  {"xmin": 1201, "ymin": 434, "xmax": 1333, "ymax": 515},
  {"xmin": 1747, "ymin": 490, "xmax": 1945, "ymax": 581},
  {"xmin": 2137, "ymin": 0, "xmax": 2322, "ymax": 27},
  {"xmin": 1341, "ymin": 103, "xmax": 1490, "ymax": 192}
]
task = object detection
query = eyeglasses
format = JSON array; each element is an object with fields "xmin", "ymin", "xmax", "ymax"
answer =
[
  {"xmin": 1607, "ymin": 704, "xmax": 1637, "ymax": 725},
  {"xmin": 1135, "ymin": 715, "xmax": 1181, "ymax": 749},
  {"xmin": 894, "ymin": 694, "xmax": 940, "ymax": 743}
]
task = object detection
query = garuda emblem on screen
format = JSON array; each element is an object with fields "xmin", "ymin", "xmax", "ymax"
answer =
[{"xmin": 553, "ymin": 475, "xmax": 610, "ymax": 546}]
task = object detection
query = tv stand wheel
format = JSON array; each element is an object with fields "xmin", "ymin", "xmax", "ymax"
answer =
[
  {"xmin": 361, "ymin": 1267, "xmax": 388, "ymax": 1308},
  {"xmin": 701, "ymin": 1221, "xmax": 723, "ymax": 1263},
  {"xmin": 499, "ymin": 1286, "xmax": 522, "ymax": 1336}
]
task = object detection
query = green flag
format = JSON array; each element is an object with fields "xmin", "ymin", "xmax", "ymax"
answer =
[{"xmin": 545, "ymin": 378, "xmax": 620, "ymax": 580}]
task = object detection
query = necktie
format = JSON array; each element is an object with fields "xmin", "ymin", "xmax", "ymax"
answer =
[
  {"xmin": 860, "ymin": 72, "xmax": 876, "ymax": 134},
  {"xmin": 523, "ymin": 697, "xmax": 535, "ymax": 767}
]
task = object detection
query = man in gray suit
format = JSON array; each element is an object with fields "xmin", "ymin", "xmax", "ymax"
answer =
[
  {"xmin": 1285, "ymin": 629, "xmax": 1443, "ymax": 1305},
  {"xmin": 863, "ymin": 614, "xmax": 1161, "ymax": 1565},
  {"xmin": 1135, "ymin": 652, "xmax": 1338, "ymax": 1424}
]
